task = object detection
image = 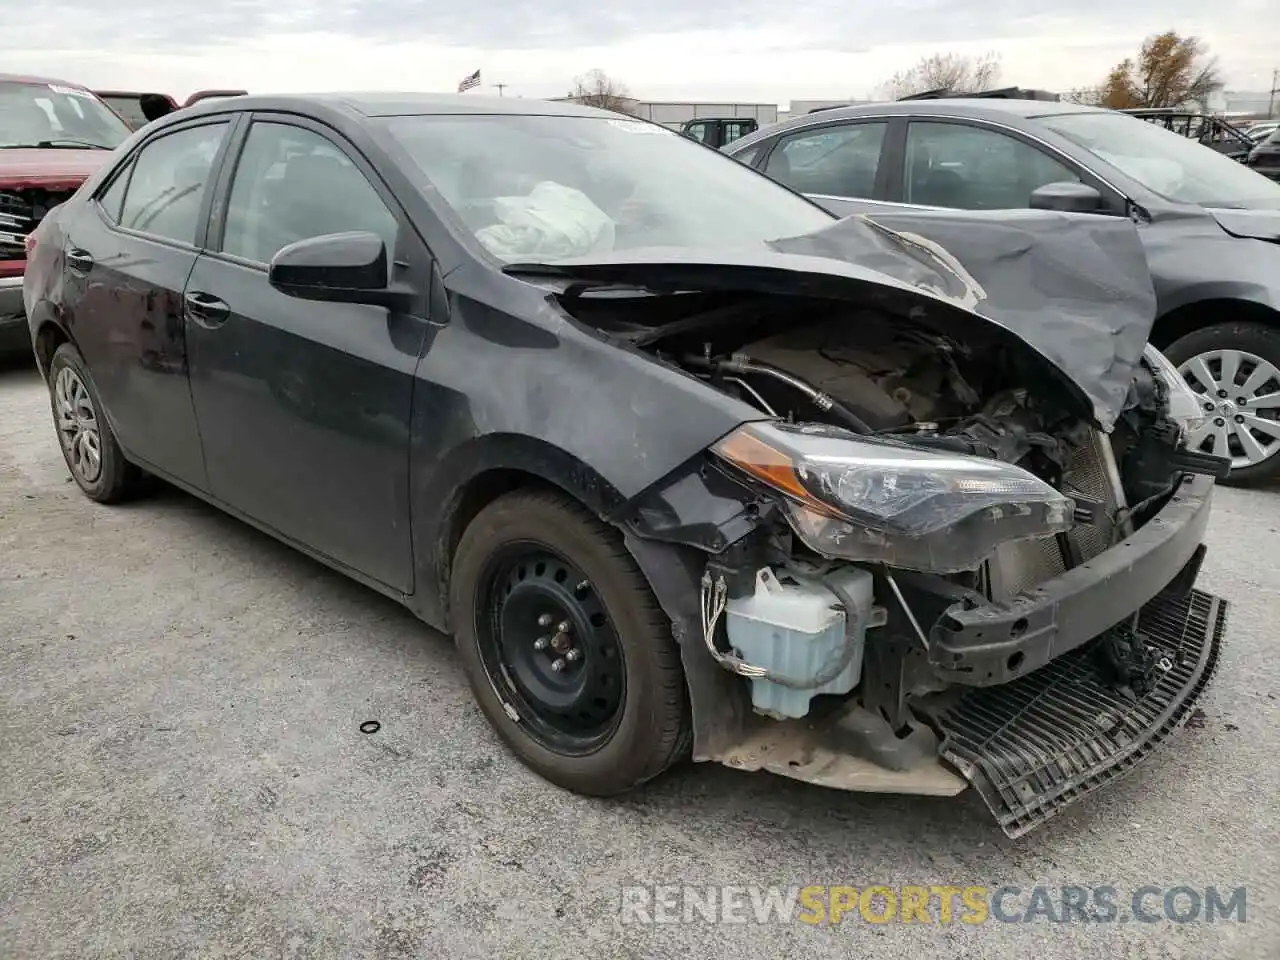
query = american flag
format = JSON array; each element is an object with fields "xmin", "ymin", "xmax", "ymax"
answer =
[{"xmin": 457, "ymin": 69, "xmax": 481, "ymax": 93}]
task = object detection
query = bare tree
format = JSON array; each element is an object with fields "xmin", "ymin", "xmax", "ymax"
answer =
[
  {"xmin": 877, "ymin": 52, "xmax": 1002, "ymax": 100},
  {"xmin": 1088, "ymin": 31, "xmax": 1222, "ymax": 109},
  {"xmin": 568, "ymin": 69, "xmax": 637, "ymax": 115}
]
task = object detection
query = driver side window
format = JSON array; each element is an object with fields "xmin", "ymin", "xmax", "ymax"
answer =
[{"xmin": 219, "ymin": 122, "xmax": 398, "ymax": 266}]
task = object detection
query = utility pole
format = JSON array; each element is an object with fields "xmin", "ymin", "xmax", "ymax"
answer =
[
  {"xmin": 494, "ymin": 83, "xmax": 507, "ymax": 97},
  {"xmin": 1269, "ymin": 68, "xmax": 1278, "ymax": 119}
]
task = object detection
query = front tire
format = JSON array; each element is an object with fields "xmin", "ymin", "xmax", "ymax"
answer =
[
  {"xmin": 1165, "ymin": 321, "xmax": 1280, "ymax": 486},
  {"xmin": 449, "ymin": 489, "xmax": 690, "ymax": 795},
  {"xmin": 47, "ymin": 342, "xmax": 140, "ymax": 502}
]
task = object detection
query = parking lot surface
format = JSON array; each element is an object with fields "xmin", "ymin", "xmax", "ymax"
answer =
[{"xmin": 2, "ymin": 359, "xmax": 1277, "ymax": 959}]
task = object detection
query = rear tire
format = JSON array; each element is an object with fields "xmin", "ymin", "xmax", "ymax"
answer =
[
  {"xmin": 1165, "ymin": 322, "xmax": 1280, "ymax": 487},
  {"xmin": 449, "ymin": 489, "xmax": 690, "ymax": 795},
  {"xmin": 47, "ymin": 342, "xmax": 141, "ymax": 503}
]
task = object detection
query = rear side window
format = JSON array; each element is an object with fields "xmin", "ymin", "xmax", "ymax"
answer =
[
  {"xmin": 219, "ymin": 121, "xmax": 398, "ymax": 265},
  {"xmin": 764, "ymin": 121, "xmax": 888, "ymax": 199},
  {"xmin": 117, "ymin": 123, "xmax": 229, "ymax": 243},
  {"xmin": 97, "ymin": 162, "xmax": 131, "ymax": 223},
  {"xmin": 732, "ymin": 142, "xmax": 765, "ymax": 167},
  {"xmin": 684, "ymin": 122, "xmax": 709, "ymax": 143}
]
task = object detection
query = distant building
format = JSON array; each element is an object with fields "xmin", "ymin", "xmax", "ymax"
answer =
[{"xmin": 552, "ymin": 96, "xmax": 779, "ymax": 130}]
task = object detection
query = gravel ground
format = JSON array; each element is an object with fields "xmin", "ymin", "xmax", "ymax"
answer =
[{"xmin": 1, "ymin": 357, "xmax": 1278, "ymax": 960}]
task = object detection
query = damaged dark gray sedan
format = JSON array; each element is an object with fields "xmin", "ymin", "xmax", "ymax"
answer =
[{"xmin": 22, "ymin": 94, "xmax": 1230, "ymax": 837}]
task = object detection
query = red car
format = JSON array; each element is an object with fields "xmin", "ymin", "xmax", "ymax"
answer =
[{"xmin": 1, "ymin": 74, "xmax": 130, "ymax": 357}]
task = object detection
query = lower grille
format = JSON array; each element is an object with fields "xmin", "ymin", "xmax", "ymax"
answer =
[
  {"xmin": 0, "ymin": 191, "xmax": 33, "ymax": 259},
  {"xmin": 0, "ymin": 188, "xmax": 73, "ymax": 260},
  {"xmin": 935, "ymin": 588, "xmax": 1226, "ymax": 838}
]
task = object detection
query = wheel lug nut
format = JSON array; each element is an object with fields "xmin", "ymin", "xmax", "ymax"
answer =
[
  {"xmin": 1204, "ymin": 402, "xmax": 1214, "ymax": 411},
  {"xmin": 551, "ymin": 658, "xmax": 566, "ymax": 672},
  {"xmin": 565, "ymin": 648, "xmax": 581, "ymax": 662},
  {"xmin": 537, "ymin": 613, "xmax": 553, "ymax": 627},
  {"xmin": 1237, "ymin": 397, "xmax": 1246, "ymax": 406},
  {"xmin": 1214, "ymin": 417, "xmax": 1225, "ymax": 426},
  {"xmin": 1235, "ymin": 414, "xmax": 1245, "ymax": 424},
  {"xmin": 1217, "ymin": 390, "xmax": 1229, "ymax": 398},
  {"xmin": 534, "ymin": 636, "xmax": 549, "ymax": 650},
  {"xmin": 558, "ymin": 621, "xmax": 571, "ymax": 634},
  {"xmin": 576, "ymin": 580, "xmax": 590, "ymax": 591}
]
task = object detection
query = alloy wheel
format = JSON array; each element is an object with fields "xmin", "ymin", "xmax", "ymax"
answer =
[
  {"xmin": 478, "ymin": 546, "xmax": 626, "ymax": 755},
  {"xmin": 1178, "ymin": 348, "xmax": 1280, "ymax": 470},
  {"xmin": 54, "ymin": 366, "xmax": 103, "ymax": 484}
]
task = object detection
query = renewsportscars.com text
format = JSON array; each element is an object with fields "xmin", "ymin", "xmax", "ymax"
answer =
[{"xmin": 618, "ymin": 884, "xmax": 1248, "ymax": 926}]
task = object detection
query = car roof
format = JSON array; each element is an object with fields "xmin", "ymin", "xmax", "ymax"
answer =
[
  {"xmin": 0, "ymin": 72, "xmax": 92, "ymax": 89},
  {"xmin": 725, "ymin": 97, "xmax": 1110, "ymax": 153},
  {"xmin": 180, "ymin": 91, "xmax": 622, "ymax": 120},
  {"xmin": 787, "ymin": 98, "xmax": 1105, "ymax": 123}
]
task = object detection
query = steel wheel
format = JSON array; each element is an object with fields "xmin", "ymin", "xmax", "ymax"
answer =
[
  {"xmin": 477, "ymin": 545, "xmax": 626, "ymax": 756},
  {"xmin": 54, "ymin": 365, "xmax": 103, "ymax": 484},
  {"xmin": 1178, "ymin": 348, "xmax": 1280, "ymax": 470}
]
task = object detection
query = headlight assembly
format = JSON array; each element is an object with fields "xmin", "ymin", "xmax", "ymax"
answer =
[
  {"xmin": 1143, "ymin": 343, "xmax": 1209, "ymax": 439},
  {"xmin": 711, "ymin": 421, "xmax": 1074, "ymax": 573}
]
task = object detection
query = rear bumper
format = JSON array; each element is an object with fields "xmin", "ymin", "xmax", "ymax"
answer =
[
  {"xmin": 928, "ymin": 472, "xmax": 1214, "ymax": 685},
  {"xmin": 934, "ymin": 587, "xmax": 1226, "ymax": 837}
]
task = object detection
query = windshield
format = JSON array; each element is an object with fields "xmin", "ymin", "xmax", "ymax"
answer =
[
  {"xmin": 381, "ymin": 113, "xmax": 835, "ymax": 261},
  {"xmin": 0, "ymin": 81, "xmax": 132, "ymax": 150},
  {"xmin": 1040, "ymin": 111, "xmax": 1280, "ymax": 209}
]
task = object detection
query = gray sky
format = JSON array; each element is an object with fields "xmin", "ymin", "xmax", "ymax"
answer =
[{"xmin": 5, "ymin": 0, "xmax": 1276, "ymax": 104}]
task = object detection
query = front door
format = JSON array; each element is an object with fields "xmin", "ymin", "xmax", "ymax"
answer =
[
  {"xmin": 184, "ymin": 116, "xmax": 428, "ymax": 592},
  {"xmin": 61, "ymin": 118, "xmax": 233, "ymax": 488}
]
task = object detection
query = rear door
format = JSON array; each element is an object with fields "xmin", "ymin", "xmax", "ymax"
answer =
[
  {"xmin": 184, "ymin": 114, "xmax": 430, "ymax": 591},
  {"xmin": 59, "ymin": 117, "xmax": 234, "ymax": 488},
  {"xmin": 752, "ymin": 118, "xmax": 898, "ymax": 216}
]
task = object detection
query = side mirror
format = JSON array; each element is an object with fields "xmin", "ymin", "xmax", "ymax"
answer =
[
  {"xmin": 268, "ymin": 231, "xmax": 413, "ymax": 310},
  {"xmin": 1030, "ymin": 181, "xmax": 1104, "ymax": 214}
]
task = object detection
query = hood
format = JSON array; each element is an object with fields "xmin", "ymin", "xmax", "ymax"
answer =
[
  {"xmin": 0, "ymin": 148, "xmax": 111, "ymax": 190},
  {"xmin": 509, "ymin": 209, "xmax": 1157, "ymax": 429},
  {"xmin": 1207, "ymin": 207, "xmax": 1280, "ymax": 242}
]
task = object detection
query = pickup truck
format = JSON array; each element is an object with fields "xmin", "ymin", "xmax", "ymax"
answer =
[
  {"xmin": 679, "ymin": 117, "xmax": 758, "ymax": 149},
  {"xmin": 1, "ymin": 74, "xmax": 130, "ymax": 357}
]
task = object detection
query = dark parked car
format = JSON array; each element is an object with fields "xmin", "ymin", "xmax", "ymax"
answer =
[
  {"xmin": 726, "ymin": 99, "xmax": 1280, "ymax": 484},
  {"xmin": 680, "ymin": 117, "xmax": 758, "ymax": 149},
  {"xmin": 1248, "ymin": 127, "xmax": 1280, "ymax": 181},
  {"xmin": 23, "ymin": 93, "xmax": 1229, "ymax": 837}
]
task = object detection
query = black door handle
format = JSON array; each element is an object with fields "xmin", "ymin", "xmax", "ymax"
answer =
[
  {"xmin": 67, "ymin": 248, "xmax": 94, "ymax": 274},
  {"xmin": 184, "ymin": 291, "xmax": 230, "ymax": 328}
]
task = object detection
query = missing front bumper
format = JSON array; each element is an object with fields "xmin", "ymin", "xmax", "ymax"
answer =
[{"xmin": 932, "ymin": 587, "xmax": 1226, "ymax": 838}]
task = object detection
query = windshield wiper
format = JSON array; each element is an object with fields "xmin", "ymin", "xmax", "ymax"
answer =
[
  {"xmin": 38, "ymin": 138, "xmax": 113, "ymax": 150},
  {"xmin": 0, "ymin": 138, "xmax": 113, "ymax": 150}
]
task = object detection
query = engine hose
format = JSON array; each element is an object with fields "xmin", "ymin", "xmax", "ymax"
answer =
[{"xmin": 683, "ymin": 354, "xmax": 875, "ymax": 434}]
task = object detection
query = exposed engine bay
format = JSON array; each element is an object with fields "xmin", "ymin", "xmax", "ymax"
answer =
[{"xmin": 565, "ymin": 285, "xmax": 1230, "ymax": 837}]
